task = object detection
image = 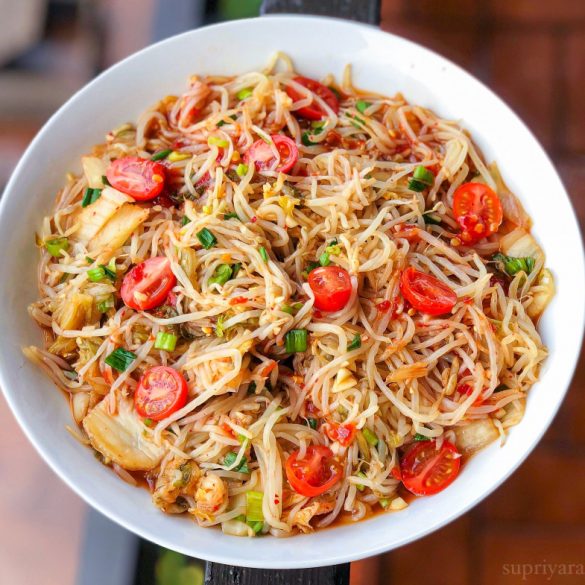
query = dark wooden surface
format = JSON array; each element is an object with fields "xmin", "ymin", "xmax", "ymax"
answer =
[
  {"xmin": 205, "ymin": 562, "xmax": 351, "ymax": 585},
  {"xmin": 261, "ymin": 0, "xmax": 380, "ymax": 25},
  {"xmin": 205, "ymin": 1, "xmax": 380, "ymax": 583}
]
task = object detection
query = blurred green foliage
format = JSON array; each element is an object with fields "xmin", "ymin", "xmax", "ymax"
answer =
[
  {"xmin": 155, "ymin": 550, "xmax": 204, "ymax": 585},
  {"xmin": 218, "ymin": 0, "xmax": 262, "ymax": 19}
]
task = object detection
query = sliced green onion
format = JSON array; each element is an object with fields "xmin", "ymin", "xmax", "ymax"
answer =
[
  {"xmin": 87, "ymin": 266, "xmax": 106, "ymax": 282},
  {"xmin": 154, "ymin": 331, "xmax": 177, "ymax": 351},
  {"xmin": 247, "ymin": 381, "xmax": 257, "ymax": 395},
  {"xmin": 379, "ymin": 498, "xmax": 390, "ymax": 509},
  {"xmin": 224, "ymin": 451, "xmax": 249, "ymax": 473},
  {"xmin": 302, "ymin": 260, "xmax": 320, "ymax": 279},
  {"xmin": 319, "ymin": 251, "xmax": 330, "ymax": 266},
  {"xmin": 86, "ymin": 256, "xmax": 95, "ymax": 264},
  {"xmin": 236, "ymin": 87, "xmax": 253, "ymax": 100},
  {"xmin": 494, "ymin": 383, "xmax": 509, "ymax": 392},
  {"xmin": 181, "ymin": 215, "xmax": 191, "ymax": 226},
  {"xmin": 281, "ymin": 301, "xmax": 303, "ymax": 315},
  {"xmin": 362, "ymin": 427, "xmax": 379, "ymax": 447},
  {"xmin": 347, "ymin": 334, "xmax": 361, "ymax": 351},
  {"xmin": 356, "ymin": 471, "xmax": 367, "ymax": 491},
  {"xmin": 301, "ymin": 131, "xmax": 317, "ymax": 147},
  {"xmin": 246, "ymin": 491, "xmax": 264, "ymax": 522},
  {"xmin": 101, "ymin": 175, "xmax": 111, "ymax": 186},
  {"xmin": 346, "ymin": 113, "xmax": 365, "ymax": 128},
  {"xmin": 285, "ymin": 329, "xmax": 308, "ymax": 353},
  {"xmin": 408, "ymin": 166, "xmax": 435, "ymax": 192},
  {"xmin": 150, "ymin": 149, "xmax": 172, "ymax": 161},
  {"xmin": 217, "ymin": 114, "xmax": 237, "ymax": 127},
  {"xmin": 224, "ymin": 212, "xmax": 240, "ymax": 221},
  {"xmin": 102, "ymin": 260, "xmax": 116, "ymax": 281},
  {"xmin": 248, "ymin": 520, "xmax": 263, "ymax": 534},
  {"xmin": 143, "ymin": 418, "xmax": 154, "ymax": 427},
  {"xmin": 81, "ymin": 187, "xmax": 102, "ymax": 207},
  {"xmin": 307, "ymin": 417, "xmax": 318, "ymax": 430},
  {"xmin": 423, "ymin": 211, "xmax": 442, "ymax": 225},
  {"xmin": 236, "ymin": 163, "xmax": 248, "ymax": 177},
  {"xmin": 207, "ymin": 136, "xmax": 229, "ymax": 148},
  {"xmin": 259, "ymin": 246, "xmax": 268, "ymax": 263},
  {"xmin": 237, "ymin": 433, "xmax": 248, "ymax": 445},
  {"xmin": 413, "ymin": 433, "xmax": 430, "ymax": 441},
  {"xmin": 209, "ymin": 264, "xmax": 233, "ymax": 287},
  {"xmin": 234, "ymin": 514, "xmax": 246, "ymax": 522},
  {"xmin": 105, "ymin": 348, "xmax": 137, "ymax": 372},
  {"xmin": 168, "ymin": 151, "xmax": 191, "ymax": 162},
  {"xmin": 231, "ymin": 262, "xmax": 242, "ymax": 277},
  {"xmin": 215, "ymin": 314, "xmax": 226, "ymax": 338},
  {"xmin": 356, "ymin": 100, "xmax": 371, "ymax": 114},
  {"xmin": 97, "ymin": 295, "xmax": 115, "ymax": 313},
  {"xmin": 196, "ymin": 228, "xmax": 217, "ymax": 249},
  {"xmin": 45, "ymin": 237, "xmax": 69, "ymax": 257},
  {"xmin": 492, "ymin": 252, "xmax": 535, "ymax": 276}
]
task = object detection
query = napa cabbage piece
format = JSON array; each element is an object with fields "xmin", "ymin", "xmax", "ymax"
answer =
[
  {"xmin": 81, "ymin": 156, "xmax": 107, "ymax": 189},
  {"xmin": 74, "ymin": 187, "xmax": 133, "ymax": 246},
  {"xmin": 527, "ymin": 268, "xmax": 555, "ymax": 320},
  {"xmin": 88, "ymin": 203, "xmax": 149, "ymax": 258},
  {"xmin": 50, "ymin": 292, "xmax": 96, "ymax": 355},
  {"xmin": 453, "ymin": 418, "xmax": 499, "ymax": 455},
  {"xmin": 83, "ymin": 396, "xmax": 165, "ymax": 470},
  {"xmin": 500, "ymin": 228, "xmax": 543, "ymax": 262}
]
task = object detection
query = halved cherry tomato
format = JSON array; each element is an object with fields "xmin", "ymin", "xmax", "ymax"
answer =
[
  {"xmin": 285, "ymin": 76, "xmax": 340, "ymax": 120},
  {"xmin": 244, "ymin": 135, "xmax": 298, "ymax": 174},
  {"xmin": 285, "ymin": 445, "xmax": 343, "ymax": 497},
  {"xmin": 400, "ymin": 267, "xmax": 457, "ymax": 316},
  {"xmin": 308, "ymin": 266, "xmax": 352, "ymax": 312},
  {"xmin": 325, "ymin": 421, "xmax": 356, "ymax": 447},
  {"xmin": 452, "ymin": 182, "xmax": 503, "ymax": 244},
  {"xmin": 121, "ymin": 256, "xmax": 176, "ymax": 311},
  {"xmin": 106, "ymin": 156, "xmax": 166, "ymax": 201},
  {"xmin": 134, "ymin": 366, "xmax": 188, "ymax": 421},
  {"xmin": 400, "ymin": 439, "xmax": 461, "ymax": 496}
]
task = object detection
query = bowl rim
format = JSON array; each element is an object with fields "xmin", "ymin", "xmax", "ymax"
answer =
[{"xmin": 1, "ymin": 14, "xmax": 584, "ymax": 569}]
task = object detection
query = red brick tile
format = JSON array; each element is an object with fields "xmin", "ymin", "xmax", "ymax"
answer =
[
  {"xmin": 351, "ymin": 556, "xmax": 382, "ymax": 585},
  {"xmin": 491, "ymin": 0, "xmax": 585, "ymax": 24},
  {"xmin": 380, "ymin": 20, "xmax": 478, "ymax": 71},
  {"xmin": 380, "ymin": 0, "xmax": 404, "ymax": 20},
  {"xmin": 381, "ymin": 515, "xmax": 471, "ymax": 585},
  {"xmin": 480, "ymin": 446, "xmax": 585, "ymax": 524},
  {"xmin": 565, "ymin": 33, "xmax": 585, "ymax": 154},
  {"xmin": 479, "ymin": 528, "xmax": 585, "ymax": 585},
  {"xmin": 488, "ymin": 30, "xmax": 556, "ymax": 150}
]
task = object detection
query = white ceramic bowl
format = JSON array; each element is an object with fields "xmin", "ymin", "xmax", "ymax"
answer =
[{"xmin": 1, "ymin": 15, "xmax": 583, "ymax": 569}]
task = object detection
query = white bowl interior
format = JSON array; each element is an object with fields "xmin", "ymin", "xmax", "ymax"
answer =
[{"xmin": 0, "ymin": 16, "xmax": 583, "ymax": 569}]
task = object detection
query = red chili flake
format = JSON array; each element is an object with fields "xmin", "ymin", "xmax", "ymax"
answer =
[
  {"xmin": 457, "ymin": 383, "xmax": 474, "ymax": 396},
  {"xmin": 376, "ymin": 300, "xmax": 392, "ymax": 312},
  {"xmin": 250, "ymin": 216, "xmax": 257, "ymax": 223},
  {"xmin": 462, "ymin": 297, "xmax": 473, "ymax": 305},
  {"xmin": 314, "ymin": 310, "xmax": 323, "ymax": 319},
  {"xmin": 229, "ymin": 296, "xmax": 247, "ymax": 305},
  {"xmin": 274, "ymin": 498, "xmax": 280, "ymax": 505}
]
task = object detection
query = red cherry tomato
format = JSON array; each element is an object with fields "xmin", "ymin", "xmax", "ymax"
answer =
[
  {"xmin": 121, "ymin": 257, "xmax": 176, "ymax": 311},
  {"xmin": 400, "ymin": 440, "xmax": 461, "ymax": 496},
  {"xmin": 400, "ymin": 267, "xmax": 457, "ymax": 316},
  {"xmin": 308, "ymin": 266, "xmax": 352, "ymax": 312},
  {"xmin": 244, "ymin": 135, "xmax": 298, "ymax": 174},
  {"xmin": 285, "ymin": 445, "xmax": 343, "ymax": 497},
  {"xmin": 285, "ymin": 76, "xmax": 340, "ymax": 120},
  {"xmin": 134, "ymin": 366, "xmax": 188, "ymax": 421},
  {"xmin": 452, "ymin": 182, "xmax": 503, "ymax": 244},
  {"xmin": 325, "ymin": 421, "xmax": 356, "ymax": 447},
  {"xmin": 106, "ymin": 156, "xmax": 166, "ymax": 201}
]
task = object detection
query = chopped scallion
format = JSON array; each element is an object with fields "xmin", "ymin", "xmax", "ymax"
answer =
[
  {"xmin": 231, "ymin": 262, "xmax": 242, "ymax": 277},
  {"xmin": 45, "ymin": 237, "xmax": 69, "ymax": 257},
  {"xmin": 302, "ymin": 260, "xmax": 320, "ymax": 279},
  {"xmin": 97, "ymin": 296, "xmax": 115, "ymax": 313},
  {"xmin": 423, "ymin": 211, "xmax": 442, "ymax": 225},
  {"xmin": 196, "ymin": 228, "xmax": 217, "ymax": 249},
  {"xmin": 101, "ymin": 175, "xmax": 110, "ymax": 186},
  {"xmin": 492, "ymin": 252, "xmax": 535, "ymax": 276},
  {"xmin": 150, "ymin": 149, "xmax": 172, "ymax": 161},
  {"xmin": 356, "ymin": 100, "xmax": 371, "ymax": 114},
  {"xmin": 362, "ymin": 427, "xmax": 379, "ymax": 447},
  {"xmin": 181, "ymin": 215, "xmax": 191, "ymax": 226},
  {"xmin": 223, "ymin": 212, "xmax": 240, "ymax": 220},
  {"xmin": 356, "ymin": 471, "xmax": 367, "ymax": 491},
  {"xmin": 154, "ymin": 331, "xmax": 177, "ymax": 351},
  {"xmin": 246, "ymin": 491, "xmax": 264, "ymax": 522},
  {"xmin": 81, "ymin": 187, "xmax": 102, "ymax": 207},
  {"xmin": 319, "ymin": 251, "xmax": 331, "ymax": 266},
  {"xmin": 105, "ymin": 347, "xmax": 137, "ymax": 372},
  {"xmin": 285, "ymin": 329, "xmax": 308, "ymax": 353},
  {"xmin": 307, "ymin": 417, "xmax": 318, "ymax": 430},
  {"xmin": 207, "ymin": 136, "xmax": 229, "ymax": 148},
  {"xmin": 208, "ymin": 263, "xmax": 233, "ymax": 287},
  {"xmin": 224, "ymin": 451, "xmax": 249, "ymax": 473},
  {"xmin": 408, "ymin": 166, "xmax": 435, "ymax": 192},
  {"xmin": 236, "ymin": 87, "xmax": 253, "ymax": 100},
  {"xmin": 347, "ymin": 334, "xmax": 361, "ymax": 351},
  {"xmin": 494, "ymin": 383, "xmax": 509, "ymax": 392},
  {"xmin": 236, "ymin": 163, "xmax": 248, "ymax": 177},
  {"xmin": 413, "ymin": 433, "xmax": 430, "ymax": 441},
  {"xmin": 87, "ymin": 266, "xmax": 106, "ymax": 282},
  {"xmin": 259, "ymin": 246, "xmax": 268, "ymax": 263},
  {"xmin": 168, "ymin": 151, "xmax": 191, "ymax": 162}
]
